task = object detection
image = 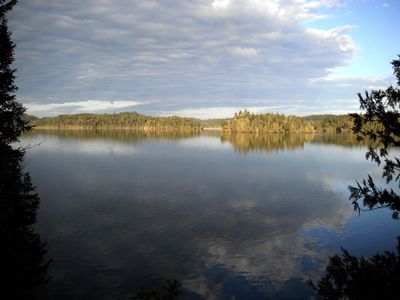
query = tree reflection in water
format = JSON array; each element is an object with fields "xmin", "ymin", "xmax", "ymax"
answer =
[
  {"xmin": 0, "ymin": 143, "xmax": 50, "ymax": 300},
  {"xmin": 221, "ymin": 132, "xmax": 363, "ymax": 153}
]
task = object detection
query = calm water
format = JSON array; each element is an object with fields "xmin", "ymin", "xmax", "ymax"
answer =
[{"xmin": 20, "ymin": 130, "xmax": 399, "ymax": 299}]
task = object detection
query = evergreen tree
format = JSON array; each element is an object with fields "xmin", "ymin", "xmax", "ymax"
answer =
[
  {"xmin": 349, "ymin": 56, "xmax": 400, "ymax": 219},
  {"xmin": 309, "ymin": 57, "xmax": 400, "ymax": 299},
  {"xmin": 0, "ymin": 0, "xmax": 29, "ymax": 144}
]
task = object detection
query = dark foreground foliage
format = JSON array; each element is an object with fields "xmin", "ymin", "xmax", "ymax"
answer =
[
  {"xmin": 0, "ymin": 144, "xmax": 50, "ymax": 300},
  {"xmin": 0, "ymin": 0, "xmax": 30, "ymax": 143},
  {"xmin": 309, "ymin": 57, "xmax": 400, "ymax": 299},
  {"xmin": 1, "ymin": 2, "xmax": 49, "ymax": 298},
  {"xmin": 133, "ymin": 280, "xmax": 183, "ymax": 300},
  {"xmin": 307, "ymin": 238, "xmax": 400, "ymax": 300},
  {"xmin": 349, "ymin": 56, "xmax": 400, "ymax": 219}
]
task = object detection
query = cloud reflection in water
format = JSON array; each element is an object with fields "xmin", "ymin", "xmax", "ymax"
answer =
[{"xmin": 21, "ymin": 131, "xmax": 398, "ymax": 299}]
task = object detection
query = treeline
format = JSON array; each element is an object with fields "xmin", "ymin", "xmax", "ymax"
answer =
[
  {"xmin": 200, "ymin": 118, "xmax": 229, "ymax": 129},
  {"xmin": 222, "ymin": 110, "xmax": 354, "ymax": 133},
  {"xmin": 304, "ymin": 114, "xmax": 354, "ymax": 133},
  {"xmin": 26, "ymin": 110, "xmax": 359, "ymax": 133},
  {"xmin": 28, "ymin": 112, "xmax": 202, "ymax": 131}
]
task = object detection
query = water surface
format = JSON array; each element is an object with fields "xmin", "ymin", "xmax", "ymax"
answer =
[{"xmin": 20, "ymin": 130, "xmax": 399, "ymax": 299}]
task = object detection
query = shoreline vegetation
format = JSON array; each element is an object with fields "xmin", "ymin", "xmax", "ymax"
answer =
[
  {"xmin": 222, "ymin": 110, "xmax": 353, "ymax": 133},
  {"xmin": 26, "ymin": 110, "xmax": 354, "ymax": 134},
  {"xmin": 28, "ymin": 128, "xmax": 365, "ymax": 153},
  {"xmin": 26, "ymin": 112, "xmax": 203, "ymax": 131}
]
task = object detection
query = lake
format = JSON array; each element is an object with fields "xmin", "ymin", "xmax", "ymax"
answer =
[{"xmin": 19, "ymin": 130, "xmax": 399, "ymax": 299}]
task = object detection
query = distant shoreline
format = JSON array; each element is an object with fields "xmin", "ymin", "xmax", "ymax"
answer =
[
  {"xmin": 26, "ymin": 111, "xmax": 355, "ymax": 134},
  {"xmin": 33, "ymin": 126, "xmax": 203, "ymax": 131}
]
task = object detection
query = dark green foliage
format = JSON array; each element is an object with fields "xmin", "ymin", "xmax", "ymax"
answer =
[
  {"xmin": 133, "ymin": 280, "xmax": 183, "ymax": 300},
  {"xmin": 307, "ymin": 238, "xmax": 400, "ymax": 300},
  {"xmin": 31, "ymin": 112, "xmax": 202, "ymax": 131},
  {"xmin": 23, "ymin": 113, "xmax": 38, "ymax": 125},
  {"xmin": 309, "ymin": 57, "xmax": 400, "ymax": 299},
  {"xmin": 349, "ymin": 175, "xmax": 400, "ymax": 219},
  {"xmin": 349, "ymin": 56, "xmax": 400, "ymax": 219},
  {"xmin": 0, "ymin": 0, "xmax": 30, "ymax": 144},
  {"xmin": 304, "ymin": 114, "xmax": 354, "ymax": 134},
  {"xmin": 223, "ymin": 110, "xmax": 353, "ymax": 133},
  {"xmin": 0, "ymin": 3, "xmax": 49, "ymax": 298}
]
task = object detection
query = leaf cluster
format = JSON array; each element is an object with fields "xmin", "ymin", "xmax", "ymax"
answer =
[
  {"xmin": 307, "ymin": 238, "xmax": 400, "ymax": 300},
  {"xmin": 133, "ymin": 280, "xmax": 183, "ymax": 300},
  {"xmin": 349, "ymin": 56, "xmax": 400, "ymax": 219},
  {"xmin": 309, "ymin": 56, "xmax": 400, "ymax": 299}
]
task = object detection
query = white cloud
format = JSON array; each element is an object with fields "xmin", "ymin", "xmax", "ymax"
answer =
[
  {"xmin": 159, "ymin": 100, "xmax": 360, "ymax": 119},
  {"xmin": 306, "ymin": 26, "xmax": 357, "ymax": 53},
  {"xmin": 212, "ymin": 0, "xmax": 231, "ymax": 10},
  {"xmin": 7, "ymin": 0, "xmax": 376, "ymax": 117},
  {"xmin": 25, "ymin": 100, "xmax": 140, "ymax": 116},
  {"xmin": 159, "ymin": 106, "xmax": 268, "ymax": 119},
  {"xmin": 230, "ymin": 47, "xmax": 259, "ymax": 57}
]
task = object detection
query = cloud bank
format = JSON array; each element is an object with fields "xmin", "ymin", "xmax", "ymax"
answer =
[{"xmin": 8, "ymin": 0, "xmax": 389, "ymax": 117}]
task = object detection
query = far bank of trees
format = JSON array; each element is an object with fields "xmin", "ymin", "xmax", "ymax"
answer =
[
  {"xmin": 222, "ymin": 110, "xmax": 354, "ymax": 133},
  {"xmin": 26, "ymin": 110, "xmax": 381, "ymax": 135},
  {"xmin": 29, "ymin": 112, "xmax": 202, "ymax": 131}
]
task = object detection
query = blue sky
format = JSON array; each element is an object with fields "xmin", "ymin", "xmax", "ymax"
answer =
[{"xmin": 8, "ymin": 0, "xmax": 400, "ymax": 118}]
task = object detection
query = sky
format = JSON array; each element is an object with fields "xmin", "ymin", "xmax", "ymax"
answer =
[{"xmin": 8, "ymin": 0, "xmax": 400, "ymax": 118}]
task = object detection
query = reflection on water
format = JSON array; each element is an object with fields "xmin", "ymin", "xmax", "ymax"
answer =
[
  {"xmin": 25, "ymin": 128, "xmax": 202, "ymax": 142},
  {"xmin": 0, "ymin": 143, "xmax": 50, "ymax": 300},
  {"xmin": 20, "ymin": 130, "xmax": 399, "ymax": 299},
  {"xmin": 221, "ymin": 132, "xmax": 363, "ymax": 153}
]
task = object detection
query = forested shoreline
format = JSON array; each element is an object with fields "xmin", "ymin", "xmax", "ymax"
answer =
[
  {"xmin": 26, "ymin": 112, "xmax": 202, "ymax": 131},
  {"xmin": 222, "ymin": 110, "xmax": 354, "ymax": 133},
  {"xmin": 26, "ymin": 110, "xmax": 355, "ymax": 133}
]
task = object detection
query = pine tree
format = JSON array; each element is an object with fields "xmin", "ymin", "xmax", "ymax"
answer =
[
  {"xmin": 349, "ymin": 56, "xmax": 400, "ymax": 219},
  {"xmin": 0, "ymin": 0, "xmax": 29, "ymax": 144},
  {"xmin": 309, "ymin": 56, "xmax": 400, "ymax": 299}
]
